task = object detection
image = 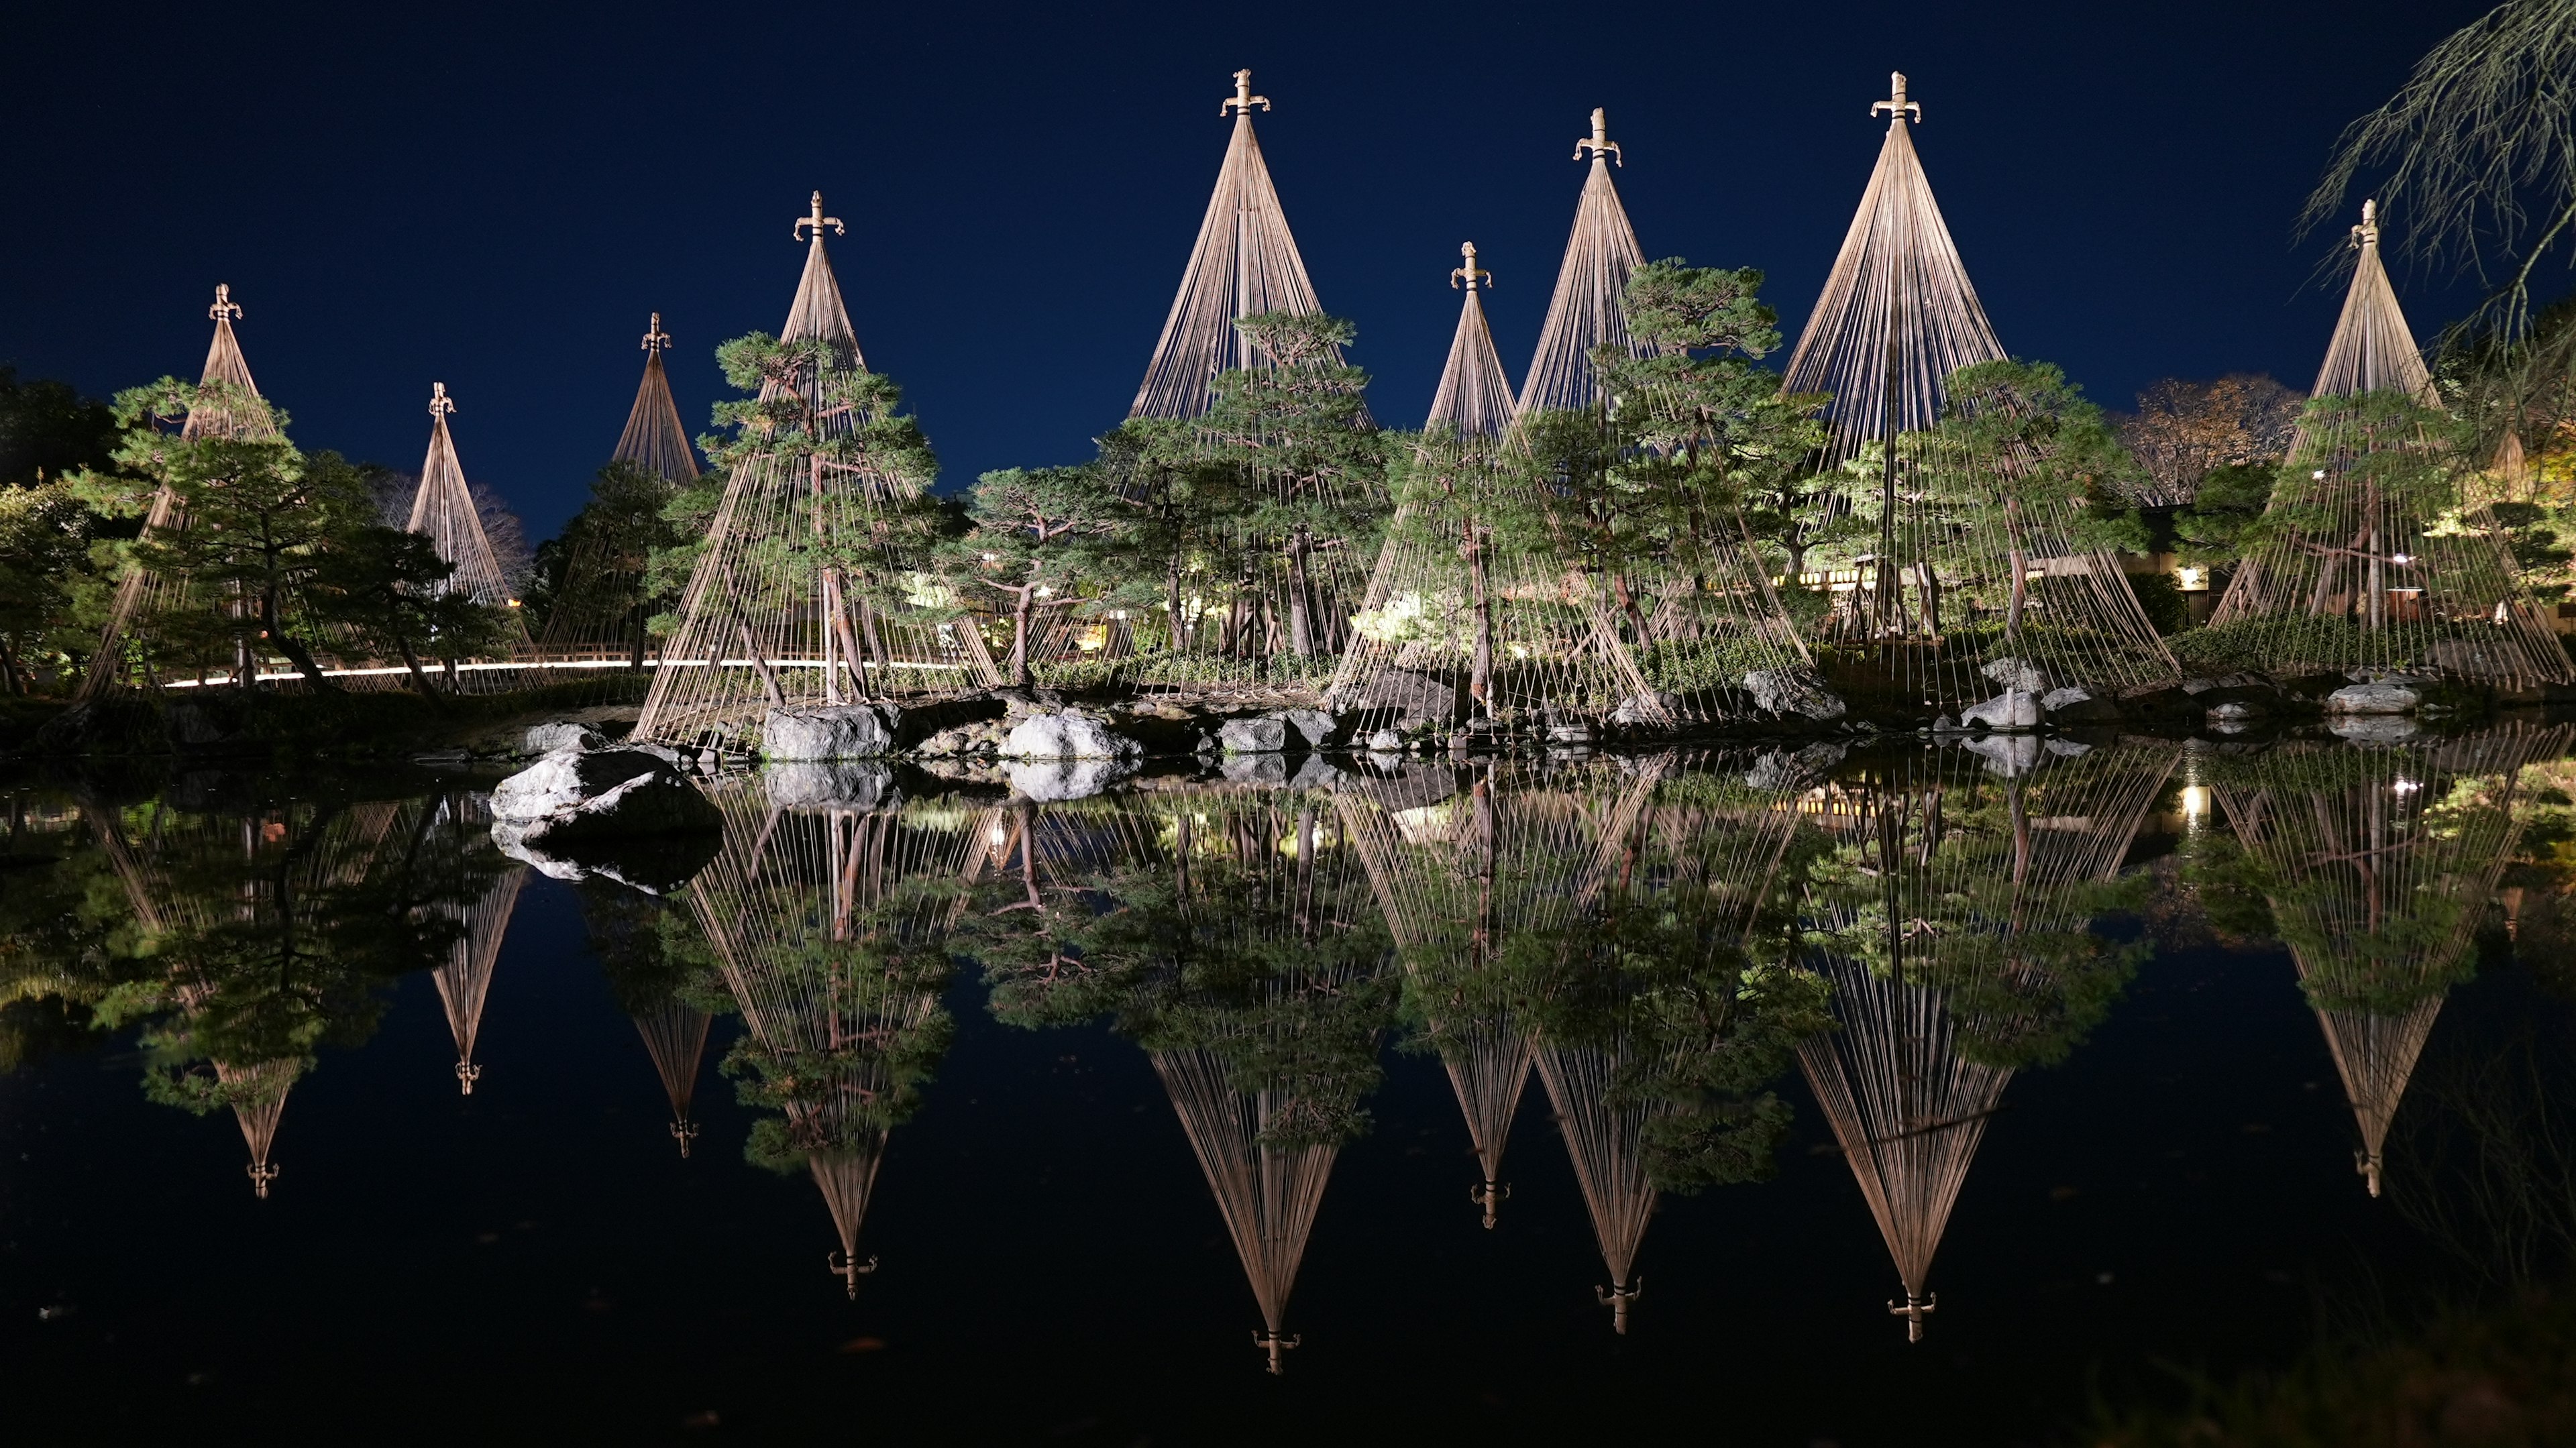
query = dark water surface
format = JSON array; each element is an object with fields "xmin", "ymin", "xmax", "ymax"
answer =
[{"xmin": 5, "ymin": 726, "xmax": 2573, "ymax": 1445}]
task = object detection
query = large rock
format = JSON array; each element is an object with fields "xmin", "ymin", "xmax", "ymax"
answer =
[
  {"xmin": 1959, "ymin": 689, "xmax": 2042, "ymax": 730},
  {"xmin": 2180, "ymin": 673, "xmax": 2278, "ymax": 708},
  {"xmin": 524, "ymin": 720, "xmax": 606, "ymax": 757},
  {"xmin": 763, "ymin": 761, "xmax": 899, "ymax": 810},
  {"xmin": 1276, "ymin": 710, "xmax": 1340, "ymax": 750},
  {"xmin": 2041, "ymin": 685, "xmax": 2121, "ymax": 724},
  {"xmin": 2325, "ymin": 681, "xmax": 2420, "ymax": 714},
  {"xmin": 489, "ymin": 747, "xmax": 722, "ymax": 890},
  {"xmin": 1004, "ymin": 756, "xmax": 1138, "ymax": 802},
  {"xmin": 1218, "ymin": 716, "xmax": 1291, "ymax": 755},
  {"xmin": 1982, "ymin": 656, "xmax": 2047, "ymax": 693},
  {"xmin": 492, "ymin": 748, "xmax": 716, "ymax": 836},
  {"xmin": 1366, "ymin": 728, "xmax": 1404, "ymax": 753},
  {"xmin": 1611, "ymin": 692, "xmax": 1680, "ymax": 727},
  {"xmin": 1000, "ymin": 711, "xmax": 1141, "ymax": 761},
  {"xmin": 763, "ymin": 705, "xmax": 896, "ymax": 760},
  {"xmin": 1742, "ymin": 669, "xmax": 1847, "ymax": 722},
  {"xmin": 1355, "ymin": 669, "xmax": 1464, "ymax": 726}
]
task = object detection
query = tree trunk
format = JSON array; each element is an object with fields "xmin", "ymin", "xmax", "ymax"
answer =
[
  {"xmin": 737, "ymin": 623, "xmax": 787, "ymax": 709},
  {"xmin": 395, "ymin": 634, "xmax": 439, "ymax": 697},
  {"xmin": 1009, "ymin": 585, "xmax": 1035, "ymax": 689},
  {"xmin": 262, "ymin": 586, "xmax": 333, "ymax": 691},
  {"xmin": 1466, "ymin": 518, "xmax": 1493, "ymax": 718},
  {"xmin": 1285, "ymin": 528, "xmax": 1315, "ymax": 657},
  {"xmin": 2003, "ymin": 495, "xmax": 2026, "ymax": 644}
]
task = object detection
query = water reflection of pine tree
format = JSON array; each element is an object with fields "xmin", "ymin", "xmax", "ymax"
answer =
[
  {"xmin": 1797, "ymin": 741, "xmax": 2176, "ymax": 1339},
  {"xmin": 2205, "ymin": 725, "xmax": 2573, "ymax": 1196},
  {"xmin": 80, "ymin": 787, "xmax": 470, "ymax": 1195},
  {"xmin": 965, "ymin": 787, "xmax": 1394, "ymax": 1374},
  {"xmin": 686, "ymin": 774, "xmax": 1000, "ymax": 1296}
]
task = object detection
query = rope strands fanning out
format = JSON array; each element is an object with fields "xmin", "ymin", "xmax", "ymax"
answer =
[
  {"xmin": 615, "ymin": 315, "xmax": 702, "ymax": 486},
  {"xmin": 971, "ymin": 789, "xmax": 1391, "ymax": 1372},
  {"xmin": 636, "ymin": 192, "xmax": 997, "ymax": 750},
  {"xmin": 1331, "ymin": 246, "xmax": 1658, "ymax": 726},
  {"xmin": 684, "ymin": 771, "xmax": 1001, "ymax": 1297},
  {"xmin": 1334, "ymin": 761, "xmax": 1627, "ymax": 1231},
  {"xmin": 408, "ymin": 385, "xmax": 528, "ymax": 622},
  {"xmin": 78, "ymin": 285, "xmax": 279, "ymax": 702},
  {"xmin": 2206, "ymin": 724, "xmax": 2572, "ymax": 1196},
  {"xmin": 422, "ymin": 795, "xmax": 527, "ymax": 1094},
  {"xmin": 1784, "ymin": 72, "xmax": 2177, "ymax": 708},
  {"xmin": 634, "ymin": 996, "xmax": 712, "ymax": 1156},
  {"xmin": 1518, "ymin": 109, "xmax": 1645, "ymax": 419},
  {"xmin": 1535, "ymin": 756, "xmax": 1813, "ymax": 1333},
  {"xmin": 1131, "ymin": 70, "xmax": 1335, "ymax": 421},
  {"xmin": 1782, "ymin": 74, "xmax": 2000, "ymax": 470},
  {"xmin": 2206, "ymin": 205, "xmax": 2573, "ymax": 687},
  {"xmin": 537, "ymin": 316, "xmax": 702, "ymax": 668},
  {"xmin": 1797, "ymin": 740, "xmax": 2179, "ymax": 1339},
  {"xmin": 77, "ymin": 790, "xmax": 415, "ymax": 1197}
]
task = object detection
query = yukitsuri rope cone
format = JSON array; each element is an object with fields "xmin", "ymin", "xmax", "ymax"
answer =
[
  {"xmin": 78, "ymin": 286, "xmax": 278, "ymax": 700},
  {"xmin": 1486, "ymin": 111, "xmax": 1817, "ymax": 728},
  {"xmin": 403, "ymin": 384, "xmax": 533, "ymax": 691},
  {"xmin": 1796, "ymin": 739, "xmax": 2178, "ymax": 1339},
  {"xmin": 2207, "ymin": 204, "xmax": 2573, "ymax": 687},
  {"xmin": 637, "ymin": 194, "xmax": 997, "ymax": 750},
  {"xmin": 537, "ymin": 314, "xmax": 702, "ymax": 672},
  {"xmin": 684, "ymin": 771, "xmax": 1001, "ymax": 1297},
  {"xmin": 1130, "ymin": 69, "xmax": 1336, "ymax": 422},
  {"xmin": 1519, "ymin": 109, "xmax": 1642, "ymax": 419},
  {"xmin": 419, "ymin": 793, "xmax": 528, "ymax": 1095},
  {"xmin": 2206, "ymin": 723, "xmax": 2572, "ymax": 1196},
  {"xmin": 1116, "ymin": 72, "xmax": 1383, "ymax": 686},
  {"xmin": 1783, "ymin": 74, "xmax": 2176, "ymax": 710},
  {"xmin": 80, "ymin": 791, "xmax": 410, "ymax": 1196},
  {"xmin": 1329, "ymin": 245, "xmax": 1665, "ymax": 726}
]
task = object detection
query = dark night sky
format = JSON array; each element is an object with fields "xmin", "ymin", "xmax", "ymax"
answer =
[{"xmin": 0, "ymin": 0, "xmax": 2500, "ymax": 539}]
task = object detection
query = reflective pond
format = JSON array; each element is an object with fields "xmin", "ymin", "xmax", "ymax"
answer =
[{"xmin": 5, "ymin": 725, "xmax": 2574, "ymax": 1444}]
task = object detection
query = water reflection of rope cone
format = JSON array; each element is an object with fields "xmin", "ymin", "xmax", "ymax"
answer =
[
  {"xmin": 80, "ymin": 793, "xmax": 411, "ymax": 1196},
  {"xmin": 1799, "ymin": 741, "xmax": 2179, "ymax": 1338},
  {"xmin": 2208, "ymin": 725, "xmax": 2572, "ymax": 1197},
  {"xmin": 1004, "ymin": 791, "xmax": 1381, "ymax": 1372},
  {"xmin": 1253, "ymin": 1329, "xmax": 1301, "ymax": 1376},
  {"xmin": 427, "ymin": 795, "xmax": 527, "ymax": 1095},
  {"xmin": 828, "ymin": 1248, "xmax": 880, "ymax": 1300},
  {"xmin": 1339, "ymin": 763, "xmax": 1644, "ymax": 1238},
  {"xmin": 633, "ymin": 995, "xmax": 712, "ymax": 1159},
  {"xmin": 688, "ymin": 773, "xmax": 999, "ymax": 1296}
]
